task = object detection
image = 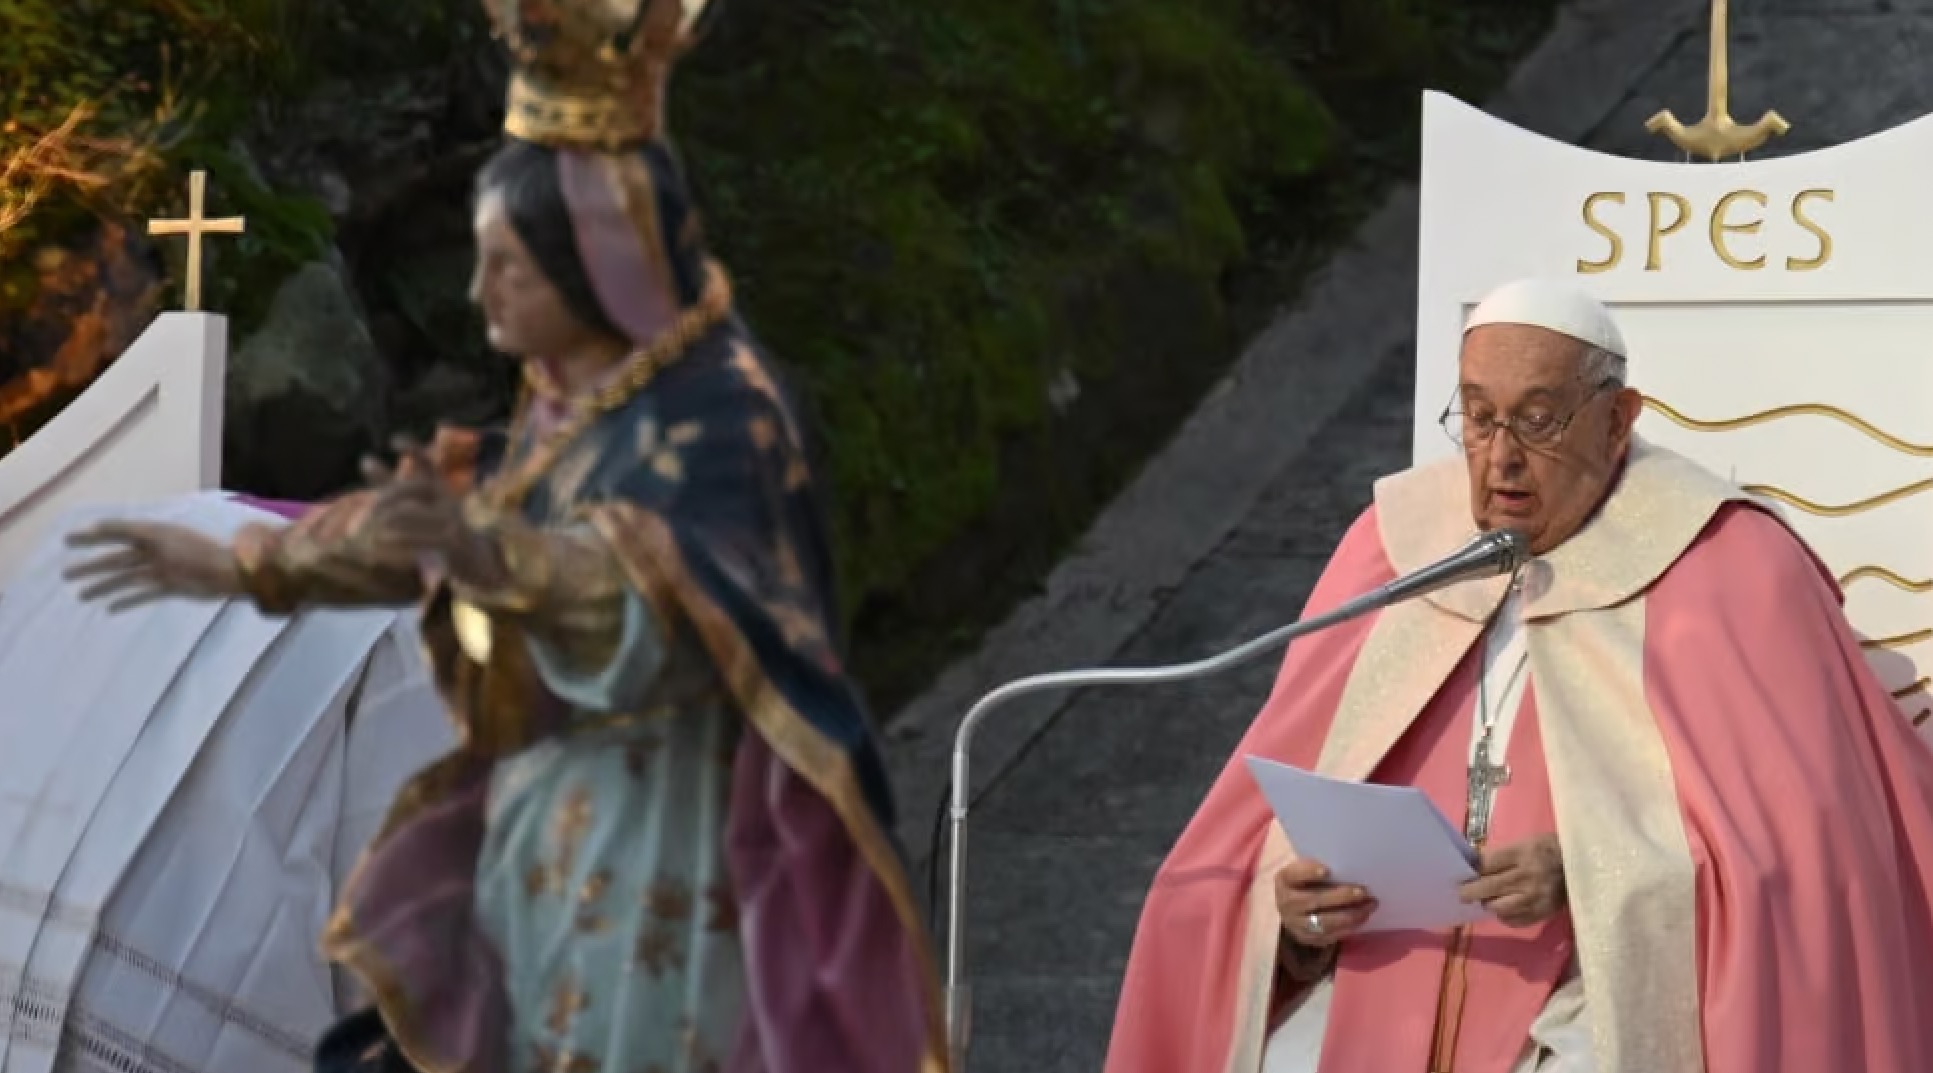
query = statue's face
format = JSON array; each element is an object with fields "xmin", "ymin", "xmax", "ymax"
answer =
[
  {"xmin": 469, "ymin": 190, "xmax": 599, "ymax": 359},
  {"xmin": 1455, "ymin": 323, "xmax": 1643, "ymax": 555}
]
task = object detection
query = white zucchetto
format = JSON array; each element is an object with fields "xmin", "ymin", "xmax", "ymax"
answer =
[{"xmin": 1464, "ymin": 278, "xmax": 1626, "ymax": 358}]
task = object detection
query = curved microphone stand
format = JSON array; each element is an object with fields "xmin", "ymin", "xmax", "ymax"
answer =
[{"xmin": 941, "ymin": 528, "xmax": 1528, "ymax": 1068}]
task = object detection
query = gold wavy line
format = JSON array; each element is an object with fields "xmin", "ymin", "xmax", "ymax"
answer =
[
  {"xmin": 1862, "ymin": 629, "xmax": 1933, "ymax": 651},
  {"xmin": 1643, "ymin": 397, "xmax": 1933, "ymax": 457},
  {"xmin": 1893, "ymin": 677, "xmax": 1930, "ymax": 702},
  {"xmin": 1916, "ymin": 708, "xmax": 1932, "ymax": 729},
  {"xmin": 1744, "ymin": 477, "xmax": 1933, "ymax": 518},
  {"xmin": 1839, "ymin": 566, "xmax": 1933, "ymax": 593}
]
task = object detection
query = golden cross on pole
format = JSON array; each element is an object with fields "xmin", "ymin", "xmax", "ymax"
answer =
[
  {"xmin": 147, "ymin": 170, "xmax": 247, "ymax": 313},
  {"xmin": 1646, "ymin": 0, "xmax": 1790, "ymax": 161}
]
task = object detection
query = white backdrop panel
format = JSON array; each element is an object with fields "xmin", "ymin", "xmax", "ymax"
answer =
[{"xmin": 1416, "ymin": 91, "xmax": 1933, "ymax": 735}]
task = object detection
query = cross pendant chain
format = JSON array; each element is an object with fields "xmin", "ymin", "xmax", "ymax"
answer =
[{"xmin": 1466, "ymin": 728, "xmax": 1511, "ymax": 845}]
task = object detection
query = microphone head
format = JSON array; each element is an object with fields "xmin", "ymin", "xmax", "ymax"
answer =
[{"xmin": 1484, "ymin": 528, "xmax": 1532, "ymax": 574}]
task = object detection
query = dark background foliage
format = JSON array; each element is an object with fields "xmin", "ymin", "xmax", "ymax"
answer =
[{"xmin": 0, "ymin": 0, "xmax": 1557, "ymax": 710}]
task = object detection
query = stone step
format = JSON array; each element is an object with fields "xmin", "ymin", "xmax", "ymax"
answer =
[
  {"xmin": 954, "ymin": 974, "xmax": 1122, "ymax": 1073},
  {"xmin": 948, "ymin": 832, "xmax": 1158, "ymax": 981}
]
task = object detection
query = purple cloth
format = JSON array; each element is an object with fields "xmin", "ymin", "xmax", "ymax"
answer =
[
  {"xmin": 329, "ymin": 760, "xmax": 510, "ymax": 1073},
  {"xmin": 558, "ymin": 151, "xmax": 678, "ymax": 346},
  {"xmin": 724, "ymin": 731, "xmax": 929, "ymax": 1073},
  {"xmin": 228, "ymin": 493, "xmax": 312, "ymax": 520}
]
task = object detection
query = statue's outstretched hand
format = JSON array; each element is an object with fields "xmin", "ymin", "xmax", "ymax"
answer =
[
  {"xmin": 63, "ymin": 520, "xmax": 243, "ymax": 612},
  {"xmin": 360, "ymin": 433, "xmax": 433, "ymax": 487},
  {"xmin": 361, "ymin": 428, "xmax": 483, "ymax": 495},
  {"xmin": 360, "ymin": 475, "xmax": 505, "ymax": 594}
]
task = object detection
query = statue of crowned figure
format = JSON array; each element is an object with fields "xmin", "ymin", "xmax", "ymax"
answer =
[
  {"xmin": 0, "ymin": 1, "xmax": 943, "ymax": 1073},
  {"xmin": 1102, "ymin": 5, "xmax": 1933, "ymax": 1071}
]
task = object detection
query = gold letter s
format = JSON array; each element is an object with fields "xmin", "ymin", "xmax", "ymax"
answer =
[
  {"xmin": 1577, "ymin": 192, "xmax": 1625, "ymax": 274},
  {"xmin": 1787, "ymin": 189, "xmax": 1834, "ymax": 271}
]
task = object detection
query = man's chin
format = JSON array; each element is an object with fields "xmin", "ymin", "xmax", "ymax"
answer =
[{"xmin": 1480, "ymin": 511, "xmax": 1542, "ymax": 539}]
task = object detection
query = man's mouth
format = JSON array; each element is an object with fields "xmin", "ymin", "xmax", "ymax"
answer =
[{"xmin": 1491, "ymin": 489, "xmax": 1536, "ymax": 512}]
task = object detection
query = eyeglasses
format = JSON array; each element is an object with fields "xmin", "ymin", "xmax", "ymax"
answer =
[{"xmin": 1441, "ymin": 378, "xmax": 1615, "ymax": 451}]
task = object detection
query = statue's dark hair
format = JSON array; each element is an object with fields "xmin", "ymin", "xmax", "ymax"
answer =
[{"xmin": 475, "ymin": 138, "xmax": 707, "ymax": 342}]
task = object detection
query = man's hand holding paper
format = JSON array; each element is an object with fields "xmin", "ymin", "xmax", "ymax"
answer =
[
  {"xmin": 1274, "ymin": 858, "xmax": 1375, "ymax": 949},
  {"xmin": 1459, "ymin": 834, "xmax": 1567, "ymax": 928},
  {"xmin": 1244, "ymin": 756, "xmax": 1491, "ymax": 934}
]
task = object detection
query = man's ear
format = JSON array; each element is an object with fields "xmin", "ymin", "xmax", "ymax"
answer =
[{"xmin": 1609, "ymin": 386, "xmax": 1643, "ymax": 444}]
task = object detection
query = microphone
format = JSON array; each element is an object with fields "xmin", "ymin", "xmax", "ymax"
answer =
[{"xmin": 1372, "ymin": 528, "xmax": 1531, "ymax": 609}]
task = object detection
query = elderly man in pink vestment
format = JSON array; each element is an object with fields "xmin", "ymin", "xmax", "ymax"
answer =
[{"xmin": 1103, "ymin": 278, "xmax": 1933, "ymax": 1073}]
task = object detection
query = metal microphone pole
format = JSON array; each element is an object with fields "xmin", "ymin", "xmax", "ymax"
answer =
[
  {"xmin": 942, "ymin": 583, "xmax": 1388, "ymax": 1068},
  {"xmin": 940, "ymin": 528, "xmax": 1527, "ymax": 1069}
]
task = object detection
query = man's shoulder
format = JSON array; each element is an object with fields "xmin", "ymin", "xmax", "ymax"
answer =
[
  {"xmin": 1369, "ymin": 455, "xmax": 1468, "ymax": 575},
  {"xmin": 1671, "ymin": 501, "xmax": 1829, "ymax": 592}
]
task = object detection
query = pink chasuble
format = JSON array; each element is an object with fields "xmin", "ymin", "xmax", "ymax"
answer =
[
  {"xmin": 1108, "ymin": 443, "xmax": 1933, "ymax": 1073},
  {"xmin": 1640, "ymin": 504, "xmax": 1933, "ymax": 1072},
  {"xmin": 1103, "ymin": 507, "xmax": 1568, "ymax": 1073}
]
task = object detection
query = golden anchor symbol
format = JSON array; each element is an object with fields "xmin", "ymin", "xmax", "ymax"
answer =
[{"xmin": 1646, "ymin": 0, "xmax": 1790, "ymax": 161}]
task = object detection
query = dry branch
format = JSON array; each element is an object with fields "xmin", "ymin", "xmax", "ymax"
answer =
[{"xmin": 0, "ymin": 103, "xmax": 157, "ymax": 245}]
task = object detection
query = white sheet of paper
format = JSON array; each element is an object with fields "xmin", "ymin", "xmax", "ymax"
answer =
[{"xmin": 1244, "ymin": 756, "xmax": 1490, "ymax": 933}]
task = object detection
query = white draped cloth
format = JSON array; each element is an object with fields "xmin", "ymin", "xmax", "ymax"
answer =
[
  {"xmin": 1262, "ymin": 583, "xmax": 1593, "ymax": 1073},
  {"xmin": 0, "ymin": 493, "xmax": 454, "ymax": 1073}
]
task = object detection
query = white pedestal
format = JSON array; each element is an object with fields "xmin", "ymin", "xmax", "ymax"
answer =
[{"xmin": 0, "ymin": 312, "xmax": 226, "ymax": 587}]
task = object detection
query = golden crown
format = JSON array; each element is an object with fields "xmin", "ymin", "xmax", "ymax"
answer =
[{"xmin": 480, "ymin": 0, "xmax": 714, "ymax": 149}]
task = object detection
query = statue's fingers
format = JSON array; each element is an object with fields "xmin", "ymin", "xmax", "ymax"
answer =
[
  {"xmin": 65, "ymin": 520, "xmax": 149, "ymax": 549},
  {"xmin": 77, "ymin": 570, "xmax": 150, "ymax": 603},
  {"xmin": 384, "ymin": 433, "xmax": 434, "ymax": 477},
  {"xmin": 396, "ymin": 446, "xmax": 439, "ymax": 483},
  {"xmin": 360, "ymin": 455, "xmax": 396, "ymax": 485},
  {"xmin": 62, "ymin": 549, "xmax": 146, "ymax": 581},
  {"xmin": 107, "ymin": 587, "xmax": 169, "ymax": 614},
  {"xmin": 370, "ymin": 498, "xmax": 442, "ymax": 533}
]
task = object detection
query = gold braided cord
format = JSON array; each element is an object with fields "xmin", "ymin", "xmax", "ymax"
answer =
[{"xmin": 484, "ymin": 258, "xmax": 732, "ymax": 512}]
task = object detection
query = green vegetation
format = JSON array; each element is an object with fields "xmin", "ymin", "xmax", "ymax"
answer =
[
  {"xmin": 0, "ymin": 0, "xmax": 331, "ymax": 326},
  {"xmin": 675, "ymin": 0, "xmax": 1336, "ymax": 607},
  {"xmin": 669, "ymin": 0, "xmax": 1560, "ymax": 701},
  {"xmin": 0, "ymin": 0, "xmax": 1558, "ymax": 706}
]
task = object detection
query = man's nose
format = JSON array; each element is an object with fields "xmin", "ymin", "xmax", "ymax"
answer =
[{"xmin": 1485, "ymin": 425, "xmax": 1525, "ymax": 470}]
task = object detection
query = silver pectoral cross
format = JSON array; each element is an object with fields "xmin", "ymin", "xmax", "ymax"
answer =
[{"xmin": 1466, "ymin": 727, "xmax": 1511, "ymax": 846}]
